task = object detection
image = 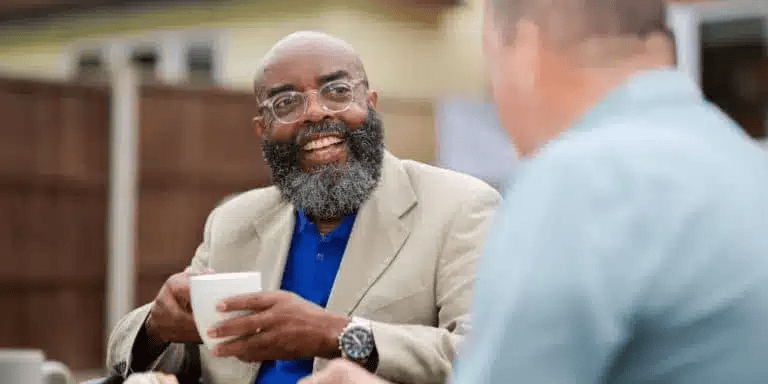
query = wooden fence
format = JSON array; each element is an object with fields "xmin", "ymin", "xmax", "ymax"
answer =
[
  {"xmin": 136, "ymin": 85, "xmax": 271, "ymax": 304},
  {"xmin": 0, "ymin": 79, "xmax": 271, "ymax": 370},
  {"xmin": 0, "ymin": 79, "xmax": 110, "ymax": 370}
]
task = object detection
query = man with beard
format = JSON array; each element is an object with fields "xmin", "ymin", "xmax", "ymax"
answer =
[{"xmin": 105, "ymin": 31, "xmax": 500, "ymax": 384}]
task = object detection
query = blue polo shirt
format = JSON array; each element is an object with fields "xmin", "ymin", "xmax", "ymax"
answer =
[{"xmin": 255, "ymin": 210, "xmax": 356, "ymax": 384}]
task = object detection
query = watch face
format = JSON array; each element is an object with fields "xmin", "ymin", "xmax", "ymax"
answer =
[{"xmin": 340, "ymin": 325, "xmax": 374, "ymax": 361}]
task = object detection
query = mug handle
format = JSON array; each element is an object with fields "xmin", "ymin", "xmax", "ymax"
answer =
[{"xmin": 41, "ymin": 361, "xmax": 74, "ymax": 384}]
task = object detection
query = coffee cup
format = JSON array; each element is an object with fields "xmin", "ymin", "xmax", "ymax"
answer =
[
  {"xmin": 0, "ymin": 349, "xmax": 74, "ymax": 384},
  {"xmin": 189, "ymin": 271, "xmax": 262, "ymax": 349}
]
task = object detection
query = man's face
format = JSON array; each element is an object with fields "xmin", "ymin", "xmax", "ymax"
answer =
[{"xmin": 254, "ymin": 46, "xmax": 385, "ymax": 220}]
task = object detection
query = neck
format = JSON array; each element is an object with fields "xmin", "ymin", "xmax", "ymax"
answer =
[
  {"xmin": 314, "ymin": 216, "xmax": 342, "ymax": 235},
  {"xmin": 516, "ymin": 50, "xmax": 674, "ymax": 158}
]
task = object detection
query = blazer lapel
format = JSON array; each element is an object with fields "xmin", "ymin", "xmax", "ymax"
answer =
[
  {"xmin": 325, "ymin": 152, "xmax": 417, "ymax": 315},
  {"xmin": 248, "ymin": 201, "xmax": 296, "ymax": 292},
  {"xmin": 212, "ymin": 198, "xmax": 294, "ymax": 384}
]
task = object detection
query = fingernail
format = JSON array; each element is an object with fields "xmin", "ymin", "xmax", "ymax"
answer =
[
  {"xmin": 207, "ymin": 328, "xmax": 218, "ymax": 338},
  {"xmin": 211, "ymin": 347, "xmax": 220, "ymax": 356},
  {"xmin": 216, "ymin": 303, "xmax": 226, "ymax": 312}
]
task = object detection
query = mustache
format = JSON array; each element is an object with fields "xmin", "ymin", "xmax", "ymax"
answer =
[
  {"xmin": 261, "ymin": 106, "xmax": 384, "ymax": 219},
  {"xmin": 269, "ymin": 120, "xmax": 350, "ymax": 147}
]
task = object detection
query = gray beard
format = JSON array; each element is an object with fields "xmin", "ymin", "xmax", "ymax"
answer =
[{"xmin": 262, "ymin": 107, "xmax": 385, "ymax": 221}]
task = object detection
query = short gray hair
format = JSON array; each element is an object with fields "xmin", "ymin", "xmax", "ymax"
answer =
[{"xmin": 491, "ymin": 0, "xmax": 668, "ymax": 45}]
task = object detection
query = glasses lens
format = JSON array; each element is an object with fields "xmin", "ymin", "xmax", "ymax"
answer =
[
  {"xmin": 320, "ymin": 81, "xmax": 354, "ymax": 111},
  {"xmin": 271, "ymin": 92, "xmax": 304, "ymax": 122}
]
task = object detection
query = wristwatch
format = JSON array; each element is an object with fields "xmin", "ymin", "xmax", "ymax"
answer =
[{"xmin": 338, "ymin": 317, "xmax": 376, "ymax": 364}]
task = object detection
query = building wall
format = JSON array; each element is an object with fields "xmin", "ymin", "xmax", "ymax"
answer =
[{"xmin": 0, "ymin": 0, "xmax": 489, "ymax": 163}]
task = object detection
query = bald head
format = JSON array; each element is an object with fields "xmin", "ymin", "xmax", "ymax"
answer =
[
  {"xmin": 254, "ymin": 31, "xmax": 368, "ymax": 100},
  {"xmin": 491, "ymin": 0, "xmax": 668, "ymax": 46}
]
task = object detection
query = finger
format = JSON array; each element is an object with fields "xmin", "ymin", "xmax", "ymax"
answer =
[
  {"xmin": 211, "ymin": 331, "xmax": 270, "ymax": 359},
  {"xmin": 190, "ymin": 268, "xmax": 216, "ymax": 275},
  {"xmin": 155, "ymin": 290, "xmax": 181, "ymax": 319},
  {"xmin": 326, "ymin": 359, "xmax": 359, "ymax": 375},
  {"xmin": 169, "ymin": 275, "xmax": 192, "ymax": 310},
  {"xmin": 329, "ymin": 359, "xmax": 370, "ymax": 381},
  {"xmin": 208, "ymin": 311, "xmax": 275, "ymax": 339},
  {"xmin": 152, "ymin": 294, "xmax": 196, "ymax": 342},
  {"xmin": 304, "ymin": 360, "xmax": 350, "ymax": 384},
  {"xmin": 217, "ymin": 292, "xmax": 277, "ymax": 313},
  {"xmin": 178, "ymin": 308, "xmax": 197, "ymax": 327},
  {"xmin": 167, "ymin": 301, "xmax": 201, "ymax": 342},
  {"xmin": 160, "ymin": 287, "xmax": 196, "ymax": 324}
]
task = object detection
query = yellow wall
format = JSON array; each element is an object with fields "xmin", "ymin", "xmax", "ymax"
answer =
[
  {"xmin": 0, "ymin": 0, "xmax": 487, "ymax": 98},
  {"xmin": 0, "ymin": 0, "xmax": 489, "ymax": 162}
]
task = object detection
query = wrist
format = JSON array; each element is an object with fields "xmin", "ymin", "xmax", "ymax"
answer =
[
  {"xmin": 319, "ymin": 313, "xmax": 351, "ymax": 359},
  {"xmin": 131, "ymin": 312, "xmax": 170, "ymax": 372},
  {"xmin": 338, "ymin": 317, "xmax": 377, "ymax": 369}
]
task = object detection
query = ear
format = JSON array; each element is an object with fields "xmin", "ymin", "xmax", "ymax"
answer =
[
  {"xmin": 367, "ymin": 89, "xmax": 378, "ymax": 109},
  {"xmin": 252, "ymin": 116, "xmax": 265, "ymax": 137}
]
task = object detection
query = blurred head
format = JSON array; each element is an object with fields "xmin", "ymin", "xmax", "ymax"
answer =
[
  {"xmin": 483, "ymin": 0, "xmax": 675, "ymax": 157},
  {"xmin": 253, "ymin": 31, "xmax": 384, "ymax": 221}
]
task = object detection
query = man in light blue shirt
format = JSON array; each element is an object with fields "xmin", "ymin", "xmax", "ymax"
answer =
[
  {"xmin": 450, "ymin": 0, "xmax": 768, "ymax": 382},
  {"xmin": 303, "ymin": 0, "xmax": 768, "ymax": 383},
  {"xmin": 454, "ymin": 68, "xmax": 768, "ymax": 382}
]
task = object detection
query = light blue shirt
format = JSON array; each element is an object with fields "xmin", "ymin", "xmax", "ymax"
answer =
[{"xmin": 452, "ymin": 69, "xmax": 768, "ymax": 383}]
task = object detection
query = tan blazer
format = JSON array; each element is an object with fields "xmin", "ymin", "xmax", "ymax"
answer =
[{"xmin": 107, "ymin": 152, "xmax": 500, "ymax": 384}]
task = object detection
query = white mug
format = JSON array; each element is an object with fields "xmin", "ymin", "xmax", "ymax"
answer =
[
  {"xmin": 0, "ymin": 349, "xmax": 74, "ymax": 384},
  {"xmin": 189, "ymin": 271, "xmax": 262, "ymax": 350}
]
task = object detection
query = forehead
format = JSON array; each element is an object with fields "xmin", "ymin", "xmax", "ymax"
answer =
[{"xmin": 261, "ymin": 47, "xmax": 360, "ymax": 89}]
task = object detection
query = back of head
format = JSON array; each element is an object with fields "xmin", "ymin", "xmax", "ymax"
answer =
[
  {"xmin": 491, "ymin": 0, "xmax": 667, "ymax": 42},
  {"xmin": 490, "ymin": 0, "xmax": 671, "ymax": 65},
  {"xmin": 483, "ymin": 0, "xmax": 676, "ymax": 157}
]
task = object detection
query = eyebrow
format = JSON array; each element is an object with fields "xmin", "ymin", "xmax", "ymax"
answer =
[
  {"xmin": 317, "ymin": 70, "xmax": 350, "ymax": 86},
  {"xmin": 265, "ymin": 70, "xmax": 352, "ymax": 99},
  {"xmin": 266, "ymin": 83, "xmax": 296, "ymax": 99}
]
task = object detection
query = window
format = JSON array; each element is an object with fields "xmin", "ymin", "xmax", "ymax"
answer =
[
  {"xmin": 131, "ymin": 47, "xmax": 159, "ymax": 84},
  {"xmin": 187, "ymin": 43, "xmax": 214, "ymax": 86},
  {"xmin": 700, "ymin": 18, "xmax": 767, "ymax": 138},
  {"xmin": 67, "ymin": 31, "xmax": 224, "ymax": 86},
  {"xmin": 75, "ymin": 50, "xmax": 107, "ymax": 83}
]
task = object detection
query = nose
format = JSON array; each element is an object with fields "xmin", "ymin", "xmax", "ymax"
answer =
[{"xmin": 302, "ymin": 91, "xmax": 332, "ymax": 123}]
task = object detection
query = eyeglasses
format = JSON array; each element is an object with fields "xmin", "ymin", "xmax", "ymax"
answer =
[{"xmin": 259, "ymin": 79, "xmax": 367, "ymax": 125}]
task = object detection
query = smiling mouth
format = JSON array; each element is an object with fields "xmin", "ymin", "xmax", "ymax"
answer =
[{"xmin": 302, "ymin": 135, "xmax": 346, "ymax": 151}]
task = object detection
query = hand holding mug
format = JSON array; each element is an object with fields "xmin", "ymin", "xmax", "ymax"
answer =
[{"xmin": 147, "ymin": 269, "xmax": 215, "ymax": 344}]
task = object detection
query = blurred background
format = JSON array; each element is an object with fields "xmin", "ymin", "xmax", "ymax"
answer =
[{"xmin": 0, "ymin": 0, "xmax": 765, "ymax": 380}]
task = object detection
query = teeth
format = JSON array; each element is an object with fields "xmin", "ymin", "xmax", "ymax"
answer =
[{"xmin": 304, "ymin": 136, "xmax": 342, "ymax": 151}]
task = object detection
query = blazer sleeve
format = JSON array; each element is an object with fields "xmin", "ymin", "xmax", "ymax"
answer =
[
  {"xmin": 372, "ymin": 187, "xmax": 501, "ymax": 384},
  {"xmin": 105, "ymin": 206, "xmax": 217, "ymax": 377}
]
